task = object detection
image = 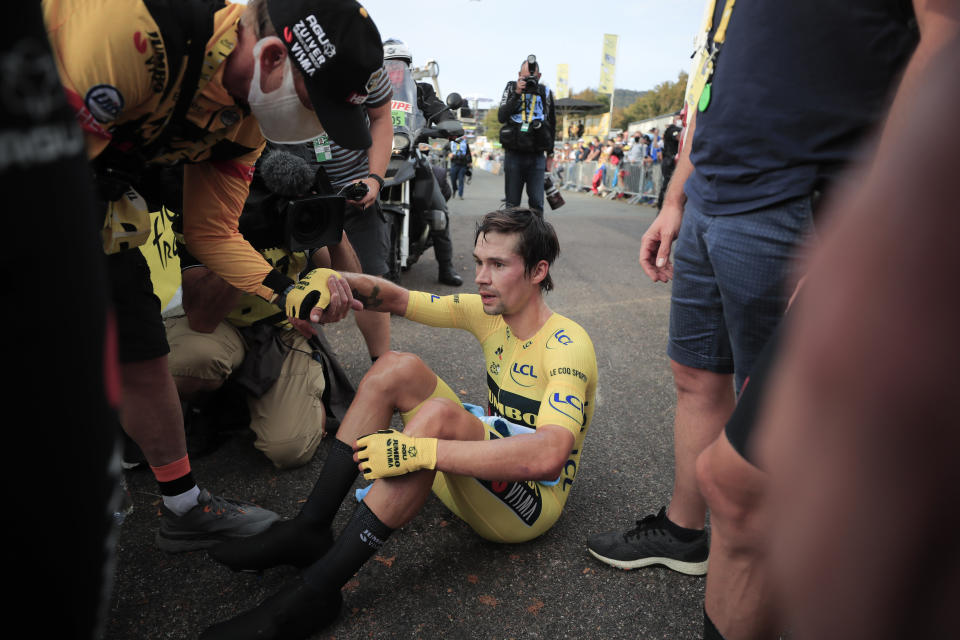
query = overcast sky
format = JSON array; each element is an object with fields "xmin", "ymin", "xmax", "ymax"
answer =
[{"xmin": 359, "ymin": 0, "xmax": 706, "ymax": 103}]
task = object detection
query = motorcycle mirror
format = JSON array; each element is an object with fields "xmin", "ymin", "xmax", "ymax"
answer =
[
  {"xmin": 445, "ymin": 92, "xmax": 463, "ymax": 110},
  {"xmin": 437, "ymin": 119, "xmax": 464, "ymax": 138}
]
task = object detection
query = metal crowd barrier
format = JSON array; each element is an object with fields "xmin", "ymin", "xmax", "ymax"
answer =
[{"xmin": 553, "ymin": 160, "xmax": 663, "ymax": 206}]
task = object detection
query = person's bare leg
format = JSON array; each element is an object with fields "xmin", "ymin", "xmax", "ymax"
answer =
[
  {"xmin": 361, "ymin": 398, "xmax": 485, "ymax": 527},
  {"xmin": 200, "ymin": 400, "xmax": 486, "ymax": 640},
  {"xmin": 353, "ymin": 309, "xmax": 390, "ymax": 359},
  {"xmin": 209, "ymin": 351, "xmax": 448, "ymax": 571},
  {"xmin": 328, "ymin": 231, "xmax": 391, "ymax": 359},
  {"xmin": 698, "ymin": 433, "xmax": 774, "ymax": 639},
  {"xmin": 668, "ymin": 360, "xmax": 736, "ymax": 529},
  {"xmin": 120, "ymin": 357, "xmax": 187, "ymax": 467}
]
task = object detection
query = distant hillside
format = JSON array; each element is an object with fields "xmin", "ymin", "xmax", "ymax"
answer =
[{"xmin": 613, "ymin": 89, "xmax": 646, "ymax": 110}]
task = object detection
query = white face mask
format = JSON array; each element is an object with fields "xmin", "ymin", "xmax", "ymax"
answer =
[{"xmin": 247, "ymin": 37, "xmax": 325, "ymax": 144}]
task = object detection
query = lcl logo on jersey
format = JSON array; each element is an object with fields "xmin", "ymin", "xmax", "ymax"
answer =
[
  {"xmin": 509, "ymin": 363, "xmax": 537, "ymax": 387},
  {"xmin": 546, "ymin": 328, "xmax": 573, "ymax": 350},
  {"xmin": 549, "ymin": 392, "xmax": 584, "ymax": 423}
]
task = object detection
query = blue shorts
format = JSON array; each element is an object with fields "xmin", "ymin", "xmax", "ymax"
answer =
[{"xmin": 667, "ymin": 195, "xmax": 813, "ymax": 390}]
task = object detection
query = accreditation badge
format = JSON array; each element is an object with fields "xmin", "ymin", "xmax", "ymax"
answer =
[{"xmin": 312, "ymin": 133, "xmax": 332, "ymax": 162}]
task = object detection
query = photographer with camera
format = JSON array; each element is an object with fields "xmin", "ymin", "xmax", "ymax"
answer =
[{"xmin": 497, "ymin": 55, "xmax": 557, "ymax": 212}]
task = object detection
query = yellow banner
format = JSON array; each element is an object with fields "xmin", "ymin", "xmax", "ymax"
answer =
[
  {"xmin": 556, "ymin": 64, "xmax": 570, "ymax": 99},
  {"xmin": 140, "ymin": 207, "xmax": 182, "ymax": 312},
  {"xmin": 598, "ymin": 34, "xmax": 618, "ymax": 95}
]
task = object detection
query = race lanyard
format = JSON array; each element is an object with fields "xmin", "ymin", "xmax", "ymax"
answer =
[
  {"xmin": 687, "ymin": 0, "xmax": 736, "ymax": 112},
  {"xmin": 521, "ymin": 93, "xmax": 538, "ymax": 133}
]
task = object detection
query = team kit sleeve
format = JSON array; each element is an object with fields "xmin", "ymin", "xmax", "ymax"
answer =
[
  {"xmin": 44, "ymin": 0, "xmax": 158, "ymax": 158},
  {"xmin": 181, "ymin": 132, "xmax": 279, "ymax": 301},
  {"xmin": 404, "ymin": 291, "xmax": 499, "ymax": 340},
  {"xmin": 536, "ymin": 325, "xmax": 597, "ymax": 440}
]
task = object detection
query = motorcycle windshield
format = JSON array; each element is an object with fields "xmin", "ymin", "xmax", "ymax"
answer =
[{"xmin": 385, "ymin": 59, "xmax": 425, "ymax": 134}]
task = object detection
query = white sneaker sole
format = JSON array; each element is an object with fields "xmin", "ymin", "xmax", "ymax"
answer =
[{"xmin": 587, "ymin": 548, "xmax": 709, "ymax": 575}]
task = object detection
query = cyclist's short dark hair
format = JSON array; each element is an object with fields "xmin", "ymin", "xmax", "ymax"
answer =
[{"xmin": 475, "ymin": 208, "xmax": 560, "ymax": 292}]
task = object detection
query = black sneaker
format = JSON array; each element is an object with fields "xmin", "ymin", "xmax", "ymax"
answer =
[
  {"xmin": 156, "ymin": 490, "xmax": 279, "ymax": 553},
  {"xmin": 208, "ymin": 516, "xmax": 333, "ymax": 572},
  {"xmin": 586, "ymin": 507, "xmax": 709, "ymax": 575},
  {"xmin": 200, "ymin": 577, "xmax": 342, "ymax": 640}
]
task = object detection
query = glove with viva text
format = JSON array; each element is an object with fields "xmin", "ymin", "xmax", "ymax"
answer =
[
  {"xmin": 284, "ymin": 268, "xmax": 342, "ymax": 320},
  {"xmin": 356, "ymin": 429, "xmax": 438, "ymax": 479}
]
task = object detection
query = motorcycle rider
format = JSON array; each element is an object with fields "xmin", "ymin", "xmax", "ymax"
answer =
[{"xmin": 383, "ymin": 39, "xmax": 463, "ymax": 287}]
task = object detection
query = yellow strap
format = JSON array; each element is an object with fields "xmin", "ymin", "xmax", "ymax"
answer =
[
  {"xmin": 522, "ymin": 93, "xmax": 538, "ymax": 124},
  {"xmin": 713, "ymin": 0, "xmax": 736, "ymax": 45}
]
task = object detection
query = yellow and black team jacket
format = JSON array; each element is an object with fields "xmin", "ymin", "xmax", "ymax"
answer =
[{"xmin": 43, "ymin": 0, "xmax": 285, "ymax": 300}]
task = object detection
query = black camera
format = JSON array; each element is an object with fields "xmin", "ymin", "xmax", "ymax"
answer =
[
  {"xmin": 284, "ymin": 195, "xmax": 346, "ymax": 252},
  {"xmin": 521, "ymin": 76, "xmax": 539, "ymax": 94},
  {"xmin": 521, "ymin": 54, "xmax": 539, "ymax": 94},
  {"xmin": 340, "ymin": 181, "xmax": 369, "ymax": 202}
]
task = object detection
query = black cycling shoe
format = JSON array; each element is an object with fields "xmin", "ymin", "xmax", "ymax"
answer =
[
  {"xmin": 200, "ymin": 577, "xmax": 342, "ymax": 640},
  {"xmin": 438, "ymin": 266, "xmax": 463, "ymax": 287},
  {"xmin": 208, "ymin": 517, "xmax": 333, "ymax": 572}
]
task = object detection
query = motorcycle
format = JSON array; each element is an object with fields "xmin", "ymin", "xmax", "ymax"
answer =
[{"xmin": 381, "ymin": 58, "xmax": 464, "ymax": 282}]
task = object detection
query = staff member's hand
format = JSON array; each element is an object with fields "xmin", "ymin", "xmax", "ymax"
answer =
[{"xmin": 347, "ymin": 176, "xmax": 380, "ymax": 209}]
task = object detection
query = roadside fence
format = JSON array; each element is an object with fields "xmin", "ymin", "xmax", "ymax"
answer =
[{"xmin": 552, "ymin": 160, "xmax": 663, "ymax": 206}]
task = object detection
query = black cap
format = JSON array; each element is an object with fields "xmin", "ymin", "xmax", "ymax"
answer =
[{"xmin": 267, "ymin": 0, "xmax": 383, "ymax": 150}]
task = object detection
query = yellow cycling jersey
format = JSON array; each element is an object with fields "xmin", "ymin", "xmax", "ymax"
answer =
[
  {"xmin": 43, "ymin": 0, "xmax": 278, "ymax": 299},
  {"xmin": 405, "ymin": 291, "xmax": 598, "ymax": 495}
]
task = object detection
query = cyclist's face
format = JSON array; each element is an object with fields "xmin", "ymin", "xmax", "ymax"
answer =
[{"xmin": 473, "ymin": 231, "xmax": 532, "ymax": 316}]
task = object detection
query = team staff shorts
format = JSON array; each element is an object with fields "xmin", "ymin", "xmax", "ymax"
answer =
[
  {"xmin": 343, "ymin": 200, "xmax": 390, "ymax": 277},
  {"xmin": 668, "ymin": 195, "xmax": 813, "ymax": 390},
  {"xmin": 399, "ymin": 378, "xmax": 566, "ymax": 544},
  {"xmin": 107, "ymin": 249, "xmax": 169, "ymax": 363}
]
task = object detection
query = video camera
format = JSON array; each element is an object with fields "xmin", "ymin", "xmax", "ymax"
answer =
[{"xmin": 243, "ymin": 149, "xmax": 347, "ymax": 252}]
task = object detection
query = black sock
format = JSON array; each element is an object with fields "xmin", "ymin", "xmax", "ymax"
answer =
[
  {"xmin": 299, "ymin": 439, "xmax": 359, "ymax": 527},
  {"xmin": 665, "ymin": 515, "xmax": 705, "ymax": 542},
  {"xmin": 157, "ymin": 472, "xmax": 195, "ymax": 497},
  {"xmin": 302, "ymin": 501, "xmax": 393, "ymax": 591},
  {"xmin": 703, "ymin": 607, "xmax": 726, "ymax": 640}
]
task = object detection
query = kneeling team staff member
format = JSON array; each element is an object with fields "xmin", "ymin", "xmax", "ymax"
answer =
[
  {"xmin": 204, "ymin": 208, "xmax": 598, "ymax": 640},
  {"xmin": 43, "ymin": 0, "xmax": 379, "ymax": 548}
]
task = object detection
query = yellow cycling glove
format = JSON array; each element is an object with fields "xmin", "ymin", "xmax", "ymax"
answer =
[
  {"xmin": 356, "ymin": 429, "xmax": 438, "ymax": 479},
  {"xmin": 283, "ymin": 268, "xmax": 342, "ymax": 320}
]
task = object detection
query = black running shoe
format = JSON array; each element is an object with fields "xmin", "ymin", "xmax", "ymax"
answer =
[
  {"xmin": 156, "ymin": 490, "xmax": 279, "ymax": 553},
  {"xmin": 586, "ymin": 507, "xmax": 709, "ymax": 575},
  {"xmin": 208, "ymin": 517, "xmax": 333, "ymax": 572},
  {"xmin": 200, "ymin": 577, "xmax": 341, "ymax": 640}
]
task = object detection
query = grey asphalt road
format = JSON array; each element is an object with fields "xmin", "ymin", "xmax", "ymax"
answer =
[{"xmin": 106, "ymin": 168, "xmax": 705, "ymax": 640}]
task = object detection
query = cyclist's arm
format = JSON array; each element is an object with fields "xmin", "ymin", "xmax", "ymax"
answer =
[
  {"xmin": 435, "ymin": 424, "xmax": 573, "ymax": 482},
  {"xmin": 340, "ymin": 272, "xmax": 410, "ymax": 316}
]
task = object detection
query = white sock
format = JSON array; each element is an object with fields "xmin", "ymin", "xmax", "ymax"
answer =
[{"xmin": 162, "ymin": 485, "xmax": 201, "ymax": 516}]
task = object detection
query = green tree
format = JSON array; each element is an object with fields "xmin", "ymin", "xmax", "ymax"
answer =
[
  {"xmin": 482, "ymin": 108, "xmax": 502, "ymax": 143},
  {"xmin": 570, "ymin": 88, "xmax": 610, "ymax": 110},
  {"xmin": 616, "ymin": 71, "xmax": 688, "ymax": 129}
]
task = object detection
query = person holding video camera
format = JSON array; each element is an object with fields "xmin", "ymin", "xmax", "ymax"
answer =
[
  {"xmin": 498, "ymin": 55, "xmax": 557, "ymax": 212},
  {"xmin": 165, "ymin": 149, "xmax": 360, "ymax": 469},
  {"xmin": 306, "ymin": 65, "xmax": 396, "ymax": 360}
]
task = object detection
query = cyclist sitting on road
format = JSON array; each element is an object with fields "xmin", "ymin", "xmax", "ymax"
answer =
[{"xmin": 203, "ymin": 207, "xmax": 598, "ymax": 640}]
